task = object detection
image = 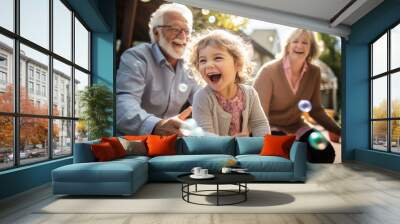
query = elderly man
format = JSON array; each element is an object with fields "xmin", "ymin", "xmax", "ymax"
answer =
[{"xmin": 117, "ymin": 3, "xmax": 199, "ymax": 136}]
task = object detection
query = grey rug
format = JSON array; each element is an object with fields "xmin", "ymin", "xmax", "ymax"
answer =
[{"xmin": 38, "ymin": 183, "xmax": 361, "ymax": 214}]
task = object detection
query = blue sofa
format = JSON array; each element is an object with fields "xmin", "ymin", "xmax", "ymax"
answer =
[{"xmin": 52, "ymin": 136, "xmax": 307, "ymax": 196}]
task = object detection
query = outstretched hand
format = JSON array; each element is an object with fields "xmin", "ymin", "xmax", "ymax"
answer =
[{"xmin": 153, "ymin": 106, "xmax": 192, "ymax": 136}]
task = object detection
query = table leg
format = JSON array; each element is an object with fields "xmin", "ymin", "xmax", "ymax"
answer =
[
  {"xmin": 217, "ymin": 184, "xmax": 219, "ymax": 206},
  {"xmin": 245, "ymin": 183, "xmax": 247, "ymax": 201}
]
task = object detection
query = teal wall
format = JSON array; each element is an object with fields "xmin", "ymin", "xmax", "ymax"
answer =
[
  {"xmin": 0, "ymin": 0, "xmax": 116, "ymax": 200},
  {"xmin": 344, "ymin": 0, "xmax": 400, "ymax": 171}
]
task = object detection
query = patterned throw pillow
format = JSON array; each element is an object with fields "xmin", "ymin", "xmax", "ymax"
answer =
[{"xmin": 118, "ymin": 137, "xmax": 147, "ymax": 156}]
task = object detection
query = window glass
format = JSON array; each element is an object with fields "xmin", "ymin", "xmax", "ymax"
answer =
[
  {"xmin": 0, "ymin": 116, "xmax": 13, "ymax": 170},
  {"xmin": 20, "ymin": 0, "xmax": 49, "ymax": 49},
  {"xmin": 372, "ymin": 121, "xmax": 388, "ymax": 151},
  {"xmin": 74, "ymin": 18, "xmax": 89, "ymax": 70},
  {"xmin": 0, "ymin": 35, "xmax": 14, "ymax": 113},
  {"xmin": 75, "ymin": 120, "xmax": 88, "ymax": 143},
  {"xmin": 391, "ymin": 24, "xmax": 400, "ymax": 70},
  {"xmin": 20, "ymin": 44, "xmax": 49, "ymax": 115},
  {"xmin": 0, "ymin": 0, "xmax": 14, "ymax": 31},
  {"xmin": 372, "ymin": 34, "xmax": 387, "ymax": 76},
  {"xmin": 74, "ymin": 69, "xmax": 89, "ymax": 118},
  {"xmin": 372, "ymin": 77, "xmax": 387, "ymax": 119},
  {"xmin": 53, "ymin": 59, "xmax": 72, "ymax": 116},
  {"xmin": 20, "ymin": 117, "xmax": 49, "ymax": 165},
  {"xmin": 391, "ymin": 120, "xmax": 400, "ymax": 153},
  {"xmin": 53, "ymin": 119, "xmax": 72, "ymax": 158},
  {"xmin": 53, "ymin": 0, "xmax": 72, "ymax": 60},
  {"xmin": 391, "ymin": 72, "xmax": 400, "ymax": 118}
]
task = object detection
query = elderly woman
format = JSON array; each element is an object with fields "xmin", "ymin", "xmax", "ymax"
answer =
[{"xmin": 254, "ymin": 28, "xmax": 341, "ymax": 163}]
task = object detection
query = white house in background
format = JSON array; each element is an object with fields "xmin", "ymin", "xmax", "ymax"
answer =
[{"xmin": 250, "ymin": 29, "xmax": 281, "ymax": 56}]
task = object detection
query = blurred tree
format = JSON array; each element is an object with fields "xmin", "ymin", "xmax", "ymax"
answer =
[
  {"xmin": 316, "ymin": 33, "xmax": 342, "ymax": 115},
  {"xmin": 372, "ymin": 100, "xmax": 387, "ymax": 138},
  {"xmin": 191, "ymin": 8, "xmax": 248, "ymax": 32},
  {"xmin": 0, "ymin": 85, "xmax": 59, "ymax": 150}
]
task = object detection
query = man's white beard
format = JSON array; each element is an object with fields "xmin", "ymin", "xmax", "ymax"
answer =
[{"xmin": 159, "ymin": 34, "xmax": 184, "ymax": 59}]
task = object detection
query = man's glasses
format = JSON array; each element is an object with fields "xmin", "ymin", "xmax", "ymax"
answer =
[{"xmin": 156, "ymin": 25, "xmax": 191, "ymax": 36}]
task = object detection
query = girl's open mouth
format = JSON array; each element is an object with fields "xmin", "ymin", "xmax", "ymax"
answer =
[{"xmin": 207, "ymin": 73, "xmax": 222, "ymax": 83}]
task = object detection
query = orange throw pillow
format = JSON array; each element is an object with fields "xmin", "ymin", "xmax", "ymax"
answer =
[
  {"xmin": 101, "ymin": 137, "xmax": 126, "ymax": 158},
  {"xmin": 146, "ymin": 134, "xmax": 177, "ymax": 157},
  {"xmin": 91, "ymin": 142, "xmax": 117, "ymax": 161},
  {"xmin": 260, "ymin": 135, "xmax": 296, "ymax": 159},
  {"xmin": 124, "ymin": 135, "xmax": 148, "ymax": 141}
]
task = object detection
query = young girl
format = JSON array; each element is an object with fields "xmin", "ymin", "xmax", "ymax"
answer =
[{"xmin": 187, "ymin": 29, "xmax": 270, "ymax": 136}]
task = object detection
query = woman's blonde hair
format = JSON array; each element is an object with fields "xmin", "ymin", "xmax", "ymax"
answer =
[
  {"xmin": 282, "ymin": 29, "xmax": 319, "ymax": 62},
  {"xmin": 187, "ymin": 29, "xmax": 254, "ymax": 85}
]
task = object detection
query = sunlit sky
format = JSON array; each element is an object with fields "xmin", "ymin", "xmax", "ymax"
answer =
[
  {"xmin": 0, "ymin": 0, "xmax": 89, "ymax": 74},
  {"xmin": 245, "ymin": 19, "xmax": 296, "ymax": 44}
]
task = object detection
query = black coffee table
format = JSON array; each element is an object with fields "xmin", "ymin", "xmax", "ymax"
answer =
[{"xmin": 177, "ymin": 172, "xmax": 255, "ymax": 206}]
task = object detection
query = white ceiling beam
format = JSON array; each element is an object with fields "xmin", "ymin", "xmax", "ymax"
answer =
[
  {"xmin": 330, "ymin": 0, "xmax": 368, "ymax": 27},
  {"xmin": 170, "ymin": 0, "xmax": 351, "ymax": 37}
]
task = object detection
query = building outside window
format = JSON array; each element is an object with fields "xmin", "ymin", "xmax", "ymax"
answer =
[
  {"xmin": 0, "ymin": 0, "xmax": 91, "ymax": 170},
  {"xmin": 370, "ymin": 23, "xmax": 400, "ymax": 154}
]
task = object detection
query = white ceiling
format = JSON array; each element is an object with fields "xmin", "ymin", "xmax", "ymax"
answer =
[{"xmin": 171, "ymin": 0, "xmax": 384, "ymax": 37}]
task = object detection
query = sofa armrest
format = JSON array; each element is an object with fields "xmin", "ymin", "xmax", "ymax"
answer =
[
  {"xmin": 73, "ymin": 140, "xmax": 100, "ymax": 163},
  {"xmin": 289, "ymin": 141, "xmax": 307, "ymax": 181}
]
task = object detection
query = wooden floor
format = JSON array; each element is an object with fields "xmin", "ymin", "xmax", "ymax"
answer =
[{"xmin": 1, "ymin": 162, "xmax": 400, "ymax": 224}]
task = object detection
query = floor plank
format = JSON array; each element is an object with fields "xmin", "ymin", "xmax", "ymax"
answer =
[{"xmin": 1, "ymin": 162, "xmax": 400, "ymax": 224}]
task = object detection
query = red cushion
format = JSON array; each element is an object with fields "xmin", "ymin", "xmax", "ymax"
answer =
[
  {"xmin": 146, "ymin": 134, "xmax": 177, "ymax": 157},
  {"xmin": 101, "ymin": 137, "xmax": 126, "ymax": 158},
  {"xmin": 91, "ymin": 142, "xmax": 118, "ymax": 161},
  {"xmin": 260, "ymin": 135, "xmax": 296, "ymax": 159}
]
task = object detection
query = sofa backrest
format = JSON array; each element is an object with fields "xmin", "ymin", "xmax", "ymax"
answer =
[
  {"xmin": 235, "ymin": 137, "xmax": 264, "ymax": 155},
  {"xmin": 73, "ymin": 140, "xmax": 100, "ymax": 163},
  {"xmin": 177, "ymin": 136, "xmax": 236, "ymax": 155}
]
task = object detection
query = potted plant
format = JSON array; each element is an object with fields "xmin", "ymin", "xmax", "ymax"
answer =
[{"xmin": 79, "ymin": 84, "xmax": 113, "ymax": 140}]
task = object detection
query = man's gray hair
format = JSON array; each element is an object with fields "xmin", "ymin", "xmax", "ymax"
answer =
[{"xmin": 148, "ymin": 3, "xmax": 193, "ymax": 43}]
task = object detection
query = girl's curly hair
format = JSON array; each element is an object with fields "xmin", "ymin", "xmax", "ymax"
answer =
[{"xmin": 186, "ymin": 29, "xmax": 254, "ymax": 86}]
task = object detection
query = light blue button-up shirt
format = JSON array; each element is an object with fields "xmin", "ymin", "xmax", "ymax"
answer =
[{"xmin": 116, "ymin": 43, "xmax": 200, "ymax": 135}]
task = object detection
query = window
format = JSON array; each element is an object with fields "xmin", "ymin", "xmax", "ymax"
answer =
[
  {"xmin": 42, "ymin": 85, "xmax": 46, "ymax": 97},
  {"xmin": 0, "ymin": 0, "xmax": 91, "ymax": 170},
  {"xmin": 0, "ymin": 54, "xmax": 7, "ymax": 86},
  {"xmin": 28, "ymin": 67, "xmax": 34, "ymax": 80},
  {"xmin": 0, "ymin": 55, "xmax": 7, "ymax": 67},
  {"xmin": 370, "ymin": 23, "xmax": 400, "ymax": 154},
  {"xmin": 35, "ymin": 70, "xmax": 41, "ymax": 81},
  {"xmin": 28, "ymin": 81, "xmax": 34, "ymax": 94},
  {"xmin": 36, "ymin": 83, "xmax": 40, "ymax": 95}
]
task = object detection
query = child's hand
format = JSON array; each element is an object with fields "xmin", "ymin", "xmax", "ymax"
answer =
[{"xmin": 234, "ymin": 131, "xmax": 249, "ymax": 137}]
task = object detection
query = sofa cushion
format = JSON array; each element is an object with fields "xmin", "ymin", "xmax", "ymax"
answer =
[
  {"xmin": 260, "ymin": 135, "xmax": 296, "ymax": 159},
  {"xmin": 91, "ymin": 142, "xmax": 118, "ymax": 161},
  {"xmin": 148, "ymin": 154, "xmax": 235, "ymax": 172},
  {"xmin": 52, "ymin": 160, "xmax": 145, "ymax": 183},
  {"xmin": 101, "ymin": 137, "xmax": 127, "ymax": 158},
  {"xmin": 177, "ymin": 136, "xmax": 235, "ymax": 155},
  {"xmin": 118, "ymin": 137, "xmax": 147, "ymax": 156},
  {"xmin": 147, "ymin": 134, "xmax": 177, "ymax": 156},
  {"xmin": 236, "ymin": 155, "xmax": 293, "ymax": 172},
  {"xmin": 235, "ymin": 137, "xmax": 263, "ymax": 155}
]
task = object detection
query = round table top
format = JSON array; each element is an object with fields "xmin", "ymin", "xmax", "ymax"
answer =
[{"xmin": 177, "ymin": 172, "xmax": 255, "ymax": 185}]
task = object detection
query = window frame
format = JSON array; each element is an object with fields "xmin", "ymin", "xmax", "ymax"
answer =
[
  {"xmin": 370, "ymin": 20, "xmax": 400, "ymax": 154},
  {"xmin": 0, "ymin": 0, "xmax": 92, "ymax": 171}
]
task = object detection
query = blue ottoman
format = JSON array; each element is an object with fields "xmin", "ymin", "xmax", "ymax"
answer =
[{"xmin": 52, "ymin": 157, "xmax": 148, "ymax": 196}]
